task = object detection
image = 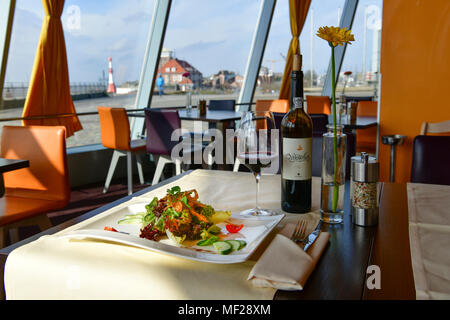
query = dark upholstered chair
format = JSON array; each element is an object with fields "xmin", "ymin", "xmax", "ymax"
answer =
[
  {"xmin": 208, "ymin": 99, "xmax": 236, "ymax": 111},
  {"xmin": 411, "ymin": 135, "xmax": 450, "ymax": 185},
  {"xmin": 344, "ymin": 96, "xmax": 373, "ymax": 102},
  {"xmin": 145, "ymin": 109, "xmax": 206, "ymax": 184}
]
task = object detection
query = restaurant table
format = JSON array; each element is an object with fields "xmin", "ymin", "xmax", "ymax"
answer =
[
  {"xmin": 130, "ymin": 109, "xmax": 242, "ymax": 169},
  {"xmin": 0, "ymin": 158, "xmax": 29, "ymax": 197},
  {"xmin": 0, "ymin": 170, "xmax": 416, "ymax": 300},
  {"xmin": 129, "ymin": 109, "xmax": 242, "ymax": 127}
]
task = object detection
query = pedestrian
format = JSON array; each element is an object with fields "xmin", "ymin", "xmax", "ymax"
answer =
[{"xmin": 156, "ymin": 74, "xmax": 164, "ymax": 96}]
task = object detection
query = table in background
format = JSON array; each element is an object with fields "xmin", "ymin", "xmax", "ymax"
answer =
[
  {"xmin": 332, "ymin": 115, "xmax": 378, "ymax": 131},
  {"xmin": 0, "ymin": 159, "xmax": 29, "ymax": 197},
  {"xmin": 130, "ymin": 109, "xmax": 242, "ymax": 170},
  {"xmin": 0, "ymin": 170, "xmax": 415, "ymax": 300}
]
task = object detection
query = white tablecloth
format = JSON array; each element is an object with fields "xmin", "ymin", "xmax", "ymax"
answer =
[
  {"xmin": 407, "ymin": 183, "xmax": 450, "ymax": 300},
  {"xmin": 4, "ymin": 170, "xmax": 323, "ymax": 300}
]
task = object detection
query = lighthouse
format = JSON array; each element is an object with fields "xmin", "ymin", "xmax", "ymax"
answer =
[{"xmin": 107, "ymin": 57, "xmax": 116, "ymax": 94}]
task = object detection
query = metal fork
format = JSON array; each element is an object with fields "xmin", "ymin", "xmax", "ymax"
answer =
[{"xmin": 290, "ymin": 220, "xmax": 308, "ymax": 247}]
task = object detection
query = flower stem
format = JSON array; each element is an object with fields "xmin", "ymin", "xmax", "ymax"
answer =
[{"xmin": 331, "ymin": 46, "xmax": 339, "ymax": 212}]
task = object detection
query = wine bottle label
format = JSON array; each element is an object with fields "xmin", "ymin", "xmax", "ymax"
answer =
[{"xmin": 282, "ymin": 137, "xmax": 312, "ymax": 180}]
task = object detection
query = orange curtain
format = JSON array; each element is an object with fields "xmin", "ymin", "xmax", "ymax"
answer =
[
  {"xmin": 22, "ymin": 0, "xmax": 82, "ymax": 137},
  {"xmin": 278, "ymin": 0, "xmax": 311, "ymax": 100}
]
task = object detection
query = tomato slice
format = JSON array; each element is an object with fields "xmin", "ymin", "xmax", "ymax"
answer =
[
  {"xmin": 226, "ymin": 223, "xmax": 243, "ymax": 233},
  {"xmin": 104, "ymin": 226, "xmax": 118, "ymax": 232}
]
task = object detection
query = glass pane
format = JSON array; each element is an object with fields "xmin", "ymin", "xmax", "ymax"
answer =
[
  {"xmin": 256, "ymin": 0, "xmax": 346, "ymax": 102},
  {"xmin": 152, "ymin": 0, "xmax": 260, "ymax": 112},
  {"xmin": 340, "ymin": 0, "xmax": 383, "ymax": 100},
  {"xmin": 2, "ymin": 0, "xmax": 155, "ymax": 147}
]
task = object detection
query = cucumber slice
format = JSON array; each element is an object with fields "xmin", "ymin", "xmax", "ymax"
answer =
[
  {"xmin": 237, "ymin": 240, "xmax": 247, "ymax": 249},
  {"xmin": 213, "ymin": 241, "xmax": 233, "ymax": 255},
  {"xmin": 225, "ymin": 240, "xmax": 241, "ymax": 252}
]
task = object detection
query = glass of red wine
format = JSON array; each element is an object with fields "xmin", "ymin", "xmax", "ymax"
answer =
[{"xmin": 236, "ymin": 110, "xmax": 279, "ymax": 216}]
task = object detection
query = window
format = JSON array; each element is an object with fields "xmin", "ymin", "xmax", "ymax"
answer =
[
  {"xmin": 256, "ymin": 0, "xmax": 346, "ymax": 102},
  {"xmin": 340, "ymin": 0, "xmax": 383, "ymax": 100},
  {"xmin": 151, "ymin": 0, "xmax": 261, "ymax": 110},
  {"xmin": 165, "ymin": 67, "xmax": 170, "ymax": 72},
  {"xmin": 1, "ymin": 0, "xmax": 155, "ymax": 147}
]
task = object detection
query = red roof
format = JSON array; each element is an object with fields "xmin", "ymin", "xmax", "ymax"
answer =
[{"xmin": 158, "ymin": 58, "xmax": 201, "ymax": 76}]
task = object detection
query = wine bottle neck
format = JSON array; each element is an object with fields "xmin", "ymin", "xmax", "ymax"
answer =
[{"xmin": 290, "ymin": 71, "xmax": 304, "ymax": 110}]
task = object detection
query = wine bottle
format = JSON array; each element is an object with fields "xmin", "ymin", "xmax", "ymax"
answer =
[{"xmin": 281, "ymin": 54, "xmax": 313, "ymax": 213}]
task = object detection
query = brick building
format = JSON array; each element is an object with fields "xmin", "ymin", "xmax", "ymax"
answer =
[{"xmin": 157, "ymin": 58, "xmax": 203, "ymax": 91}]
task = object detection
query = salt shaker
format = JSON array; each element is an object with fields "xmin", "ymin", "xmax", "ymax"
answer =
[{"xmin": 351, "ymin": 152, "xmax": 379, "ymax": 226}]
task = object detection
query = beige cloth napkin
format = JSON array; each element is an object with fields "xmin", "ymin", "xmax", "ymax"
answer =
[
  {"xmin": 248, "ymin": 223, "xmax": 330, "ymax": 290},
  {"xmin": 407, "ymin": 183, "xmax": 450, "ymax": 300}
]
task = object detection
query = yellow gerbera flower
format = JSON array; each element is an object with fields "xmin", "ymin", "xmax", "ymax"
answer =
[{"xmin": 316, "ymin": 26, "xmax": 355, "ymax": 47}]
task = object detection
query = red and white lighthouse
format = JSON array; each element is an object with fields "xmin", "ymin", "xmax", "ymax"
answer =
[{"xmin": 107, "ymin": 57, "xmax": 116, "ymax": 94}]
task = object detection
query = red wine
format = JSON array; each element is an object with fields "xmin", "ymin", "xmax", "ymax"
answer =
[
  {"xmin": 237, "ymin": 151, "xmax": 278, "ymax": 174},
  {"xmin": 281, "ymin": 54, "xmax": 313, "ymax": 213}
]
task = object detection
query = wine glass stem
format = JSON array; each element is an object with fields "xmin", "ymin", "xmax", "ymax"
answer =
[{"xmin": 254, "ymin": 172, "xmax": 261, "ymax": 211}]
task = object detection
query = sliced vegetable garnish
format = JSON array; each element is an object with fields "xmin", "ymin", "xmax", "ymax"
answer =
[
  {"xmin": 226, "ymin": 223, "xmax": 244, "ymax": 233},
  {"xmin": 237, "ymin": 240, "xmax": 247, "ymax": 249},
  {"xmin": 213, "ymin": 241, "xmax": 233, "ymax": 255},
  {"xmin": 225, "ymin": 240, "xmax": 241, "ymax": 251}
]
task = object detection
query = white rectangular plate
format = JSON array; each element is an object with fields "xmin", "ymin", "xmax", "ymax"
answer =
[{"xmin": 57, "ymin": 202, "xmax": 284, "ymax": 264}]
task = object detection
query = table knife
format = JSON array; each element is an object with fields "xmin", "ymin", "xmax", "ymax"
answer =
[{"xmin": 303, "ymin": 221, "xmax": 322, "ymax": 251}]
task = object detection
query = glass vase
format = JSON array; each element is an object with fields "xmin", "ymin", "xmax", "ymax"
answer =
[{"xmin": 320, "ymin": 124, "xmax": 347, "ymax": 224}]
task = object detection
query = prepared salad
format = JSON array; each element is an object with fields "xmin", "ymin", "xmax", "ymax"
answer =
[{"xmin": 113, "ymin": 186, "xmax": 246, "ymax": 254}]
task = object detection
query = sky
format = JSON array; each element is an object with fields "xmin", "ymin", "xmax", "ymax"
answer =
[{"xmin": 4, "ymin": 0, "xmax": 382, "ymax": 85}]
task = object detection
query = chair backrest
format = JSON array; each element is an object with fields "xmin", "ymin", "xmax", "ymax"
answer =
[
  {"xmin": 306, "ymin": 96, "xmax": 331, "ymax": 115},
  {"xmin": 98, "ymin": 106, "xmax": 131, "ymax": 150},
  {"xmin": 420, "ymin": 120, "xmax": 450, "ymax": 135},
  {"xmin": 145, "ymin": 108, "xmax": 181, "ymax": 156},
  {"xmin": 208, "ymin": 99, "xmax": 236, "ymax": 111},
  {"xmin": 255, "ymin": 99, "xmax": 289, "ymax": 113},
  {"xmin": 356, "ymin": 101, "xmax": 378, "ymax": 117},
  {"xmin": 309, "ymin": 113, "xmax": 329, "ymax": 135},
  {"xmin": 1, "ymin": 126, "xmax": 70, "ymax": 202},
  {"xmin": 411, "ymin": 135, "xmax": 450, "ymax": 185}
]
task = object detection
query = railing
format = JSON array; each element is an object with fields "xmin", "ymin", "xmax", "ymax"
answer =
[
  {"xmin": 2, "ymin": 82, "xmax": 107, "ymax": 100},
  {"xmin": 0, "ymin": 102, "xmax": 255, "ymax": 122}
]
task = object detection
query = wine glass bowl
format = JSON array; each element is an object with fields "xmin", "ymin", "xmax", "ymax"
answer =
[{"xmin": 236, "ymin": 111, "xmax": 280, "ymax": 216}]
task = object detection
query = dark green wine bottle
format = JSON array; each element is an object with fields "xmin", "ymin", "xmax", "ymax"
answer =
[{"xmin": 281, "ymin": 54, "xmax": 313, "ymax": 213}]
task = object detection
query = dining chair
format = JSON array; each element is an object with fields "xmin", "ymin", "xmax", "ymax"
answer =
[
  {"xmin": 411, "ymin": 135, "xmax": 450, "ymax": 185},
  {"xmin": 98, "ymin": 106, "xmax": 146, "ymax": 195},
  {"xmin": 145, "ymin": 108, "xmax": 207, "ymax": 184},
  {"xmin": 255, "ymin": 99, "xmax": 289, "ymax": 113},
  {"xmin": 208, "ymin": 99, "xmax": 236, "ymax": 111},
  {"xmin": 0, "ymin": 126, "xmax": 70, "ymax": 248},
  {"xmin": 306, "ymin": 95, "xmax": 331, "ymax": 115},
  {"xmin": 420, "ymin": 120, "xmax": 450, "ymax": 136},
  {"xmin": 356, "ymin": 101, "xmax": 378, "ymax": 154}
]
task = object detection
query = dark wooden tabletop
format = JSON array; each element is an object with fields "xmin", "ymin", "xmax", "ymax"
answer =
[
  {"xmin": 0, "ymin": 158, "xmax": 29, "ymax": 174},
  {"xmin": 275, "ymin": 183, "xmax": 377, "ymax": 300},
  {"xmin": 0, "ymin": 172, "xmax": 416, "ymax": 300},
  {"xmin": 178, "ymin": 109, "xmax": 242, "ymax": 122},
  {"xmin": 128, "ymin": 109, "xmax": 243, "ymax": 123}
]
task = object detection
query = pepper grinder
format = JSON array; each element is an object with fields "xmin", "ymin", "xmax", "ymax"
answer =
[{"xmin": 351, "ymin": 152, "xmax": 379, "ymax": 227}]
